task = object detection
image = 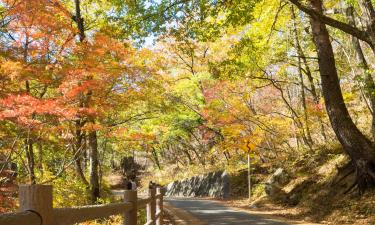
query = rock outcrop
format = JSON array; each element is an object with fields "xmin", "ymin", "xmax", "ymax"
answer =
[
  {"xmin": 265, "ymin": 168, "xmax": 289, "ymax": 201},
  {"xmin": 166, "ymin": 171, "xmax": 230, "ymax": 199}
]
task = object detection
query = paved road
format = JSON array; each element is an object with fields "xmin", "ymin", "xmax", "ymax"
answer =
[{"xmin": 166, "ymin": 198, "xmax": 289, "ymax": 225}]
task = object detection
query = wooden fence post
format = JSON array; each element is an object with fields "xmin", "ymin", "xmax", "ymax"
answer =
[
  {"xmin": 156, "ymin": 187, "xmax": 164, "ymax": 225},
  {"xmin": 19, "ymin": 185, "xmax": 53, "ymax": 225},
  {"xmin": 124, "ymin": 190, "xmax": 137, "ymax": 225},
  {"xmin": 147, "ymin": 187, "xmax": 156, "ymax": 225}
]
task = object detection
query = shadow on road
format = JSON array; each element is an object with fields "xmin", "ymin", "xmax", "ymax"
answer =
[{"xmin": 166, "ymin": 198, "xmax": 289, "ymax": 225}]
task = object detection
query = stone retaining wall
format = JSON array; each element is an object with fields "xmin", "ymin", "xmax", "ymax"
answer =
[{"xmin": 165, "ymin": 171, "xmax": 230, "ymax": 199}]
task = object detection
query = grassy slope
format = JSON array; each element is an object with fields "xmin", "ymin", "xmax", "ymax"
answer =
[{"xmin": 222, "ymin": 147, "xmax": 375, "ymax": 224}]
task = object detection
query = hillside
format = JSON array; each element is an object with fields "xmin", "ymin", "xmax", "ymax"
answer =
[
  {"xmin": 153, "ymin": 146, "xmax": 375, "ymax": 224},
  {"xmin": 226, "ymin": 151, "xmax": 375, "ymax": 224}
]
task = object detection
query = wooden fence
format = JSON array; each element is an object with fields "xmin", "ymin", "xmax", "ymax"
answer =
[{"xmin": 0, "ymin": 184, "xmax": 165, "ymax": 225}]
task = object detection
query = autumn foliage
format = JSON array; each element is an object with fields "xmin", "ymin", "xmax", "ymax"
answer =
[{"xmin": 1, "ymin": 0, "xmax": 375, "ymax": 214}]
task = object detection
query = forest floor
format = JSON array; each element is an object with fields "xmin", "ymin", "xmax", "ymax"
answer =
[
  {"xmin": 218, "ymin": 197, "xmax": 374, "ymax": 225},
  {"xmin": 225, "ymin": 151, "xmax": 375, "ymax": 225},
  {"xmin": 221, "ymin": 201, "xmax": 320, "ymax": 224}
]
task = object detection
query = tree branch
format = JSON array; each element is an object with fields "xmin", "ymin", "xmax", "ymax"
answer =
[{"xmin": 288, "ymin": 0, "xmax": 372, "ymax": 46}]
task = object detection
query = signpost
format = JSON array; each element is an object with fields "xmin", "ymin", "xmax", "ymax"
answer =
[
  {"xmin": 246, "ymin": 141, "xmax": 255, "ymax": 201},
  {"xmin": 247, "ymin": 152, "xmax": 251, "ymax": 201}
]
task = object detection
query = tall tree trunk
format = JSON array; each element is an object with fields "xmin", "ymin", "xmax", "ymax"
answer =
[
  {"xmin": 345, "ymin": 4, "xmax": 375, "ymax": 140},
  {"xmin": 291, "ymin": 9, "xmax": 313, "ymax": 145},
  {"xmin": 25, "ymin": 80, "xmax": 36, "ymax": 184},
  {"xmin": 298, "ymin": 58, "xmax": 313, "ymax": 144},
  {"xmin": 74, "ymin": 0, "xmax": 85, "ymax": 42},
  {"xmin": 75, "ymin": 121, "xmax": 89, "ymax": 186},
  {"xmin": 74, "ymin": 0, "xmax": 100, "ymax": 201},
  {"xmin": 37, "ymin": 143, "xmax": 44, "ymax": 177},
  {"xmin": 72, "ymin": 0, "xmax": 89, "ymax": 187},
  {"xmin": 25, "ymin": 139, "xmax": 36, "ymax": 184},
  {"xmin": 309, "ymin": 0, "xmax": 375, "ymax": 192},
  {"xmin": 291, "ymin": 6, "xmax": 327, "ymax": 141},
  {"xmin": 23, "ymin": 33, "xmax": 36, "ymax": 184},
  {"xmin": 88, "ymin": 127, "xmax": 100, "ymax": 203}
]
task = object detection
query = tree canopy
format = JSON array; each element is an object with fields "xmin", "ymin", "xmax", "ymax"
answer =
[{"xmin": 1, "ymin": 0, "xmax": 375, "ymax": 210}]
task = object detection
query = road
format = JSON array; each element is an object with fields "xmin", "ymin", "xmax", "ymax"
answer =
[
  {"xmin": 112, "ymin": 190, "xmax": 290, "ymax": 224},
  {"xmin": 166, "ymin": 198, "xmax": 289, "ymax": 225}
]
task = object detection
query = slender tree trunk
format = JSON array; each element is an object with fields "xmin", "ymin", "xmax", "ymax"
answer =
[
  {"xmin": 309, "ymin": 0, "xmax": 375, "ymax": 192},
  {"xmin": 37, "ymin": 143, "xmax": 44, "ymax": 177},
  {"xmin": 75, "ymin": 121, "xmax": 89, "ymax": 186},
  {"xmin": 74, "ymin": 0, "xmax": 100, "ymax": 202},
  {"xmin": 294, "ymin": 27, "xmax": 313, "ymax": 145},
  {"xmin": 345, "ymin": 4, "xmax": 375, "ymax": 140},
  {"xmin": 74, "ymin": 0, "xmax": 85, "ymax": 42},
  {"xmin": 291, "ymin": 6, "xmax": 327, "ymax": 142},
  {"xmin": 88, "ymin": 128, "xmax": 100, "ymax": 203},
  {"xmin": 286, "ymin": 86, "xmax": 312, "ymax": 148},
  {"xmin": 73, "ymin": 0, "xmax": 89, "ymax": 187},
  {"xmin": 23, "ymin": 33, "xmax": 36, "ymax": 184},
  {"xmin": 151, "ymin": 148, "xmax": 161, "ymax": 170},
  {"xmin": 298, "ymin": 59, "xmax": 313, "ymax": 144},
  {"xmin": 291, "ymin": 19, "xmax": 313, "ymax": 145},
  {"xmin": 25, "ymin": 81, "xmax": 36, "ymax": 184},
  {"xmin": 25, "ymin": 139, "xmax": 36, "ymax": 184}
]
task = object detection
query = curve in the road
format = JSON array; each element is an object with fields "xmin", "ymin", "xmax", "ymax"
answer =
[{"xmin": 166, "ymin": 198, "xmax": 290, "ymax": 225}]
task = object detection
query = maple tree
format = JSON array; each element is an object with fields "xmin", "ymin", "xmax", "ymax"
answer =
[{"xmin": 0, "ymin": 0, "xmax": 164, "ymax": 204}]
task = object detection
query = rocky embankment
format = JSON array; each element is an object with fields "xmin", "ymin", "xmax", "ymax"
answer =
[{"xmin": 166, "ymin": 171, "xmax": 230, "ymax": 199}]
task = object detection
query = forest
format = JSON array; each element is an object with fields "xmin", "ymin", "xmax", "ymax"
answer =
[{"xmin": 0, "ymin": 0, "xmax": 375, "ymax": 224}]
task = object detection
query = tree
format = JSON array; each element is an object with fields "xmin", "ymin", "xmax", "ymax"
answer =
[
  {"xmin": 0, "ymin": 0, "xmax": 164, "ymax": 204},
  {"xmin": 303, "ymin": 0, "xmax": 375, "ymax": 192}
]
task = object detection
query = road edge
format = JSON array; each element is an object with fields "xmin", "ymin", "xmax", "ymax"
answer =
[{"xmin": 210, "ymin": 199, "xmax": 322, "ymax": 225}]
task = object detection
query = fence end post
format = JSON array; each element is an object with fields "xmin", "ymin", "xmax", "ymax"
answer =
[
  {"xmin": 124, "ymin": 190, "xmax": 137, "ymax": 225},
  {"xmin": 147, "ymin": 186, "xmax": 156, "ymax": 225},
  {"xmin": 19, "ymin": 184, "xmax": 53, "ymax": 225},
  {"xmin": 156, "ymin": 187, "xmax": 165, "ymax": 225}
]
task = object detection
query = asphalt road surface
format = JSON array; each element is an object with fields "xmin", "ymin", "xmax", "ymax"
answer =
[{"xmin": 166, "ymin": 198, "xmax": 289, "ymax": 225}]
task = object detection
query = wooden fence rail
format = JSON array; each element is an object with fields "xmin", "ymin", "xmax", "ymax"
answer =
[{"xmin": 0, "ymin": 184, "xmax": 165, "ymax": 225}]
